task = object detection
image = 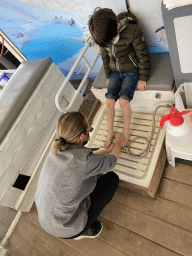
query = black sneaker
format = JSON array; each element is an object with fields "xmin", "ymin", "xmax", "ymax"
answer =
[{"xmin": 74, "ymin": 220, "xmax": 103, "ymax": 240}]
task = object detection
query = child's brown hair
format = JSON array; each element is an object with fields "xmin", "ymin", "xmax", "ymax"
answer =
[{"xmin": 88, "ymin": 8, "xmax": 118, "ymax": 47}]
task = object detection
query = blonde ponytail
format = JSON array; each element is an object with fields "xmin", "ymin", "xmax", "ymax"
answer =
[{"xmin": 52, "ymin": 112, "xmax": 88, "ymax": 154}]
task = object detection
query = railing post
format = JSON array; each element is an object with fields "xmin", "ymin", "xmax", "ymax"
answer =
[{"xmin": 55, "ymin": 37, "xmax": 100, "ymax": 112}]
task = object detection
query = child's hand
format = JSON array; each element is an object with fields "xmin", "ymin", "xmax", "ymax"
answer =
[
  {"xmin": 137, "ymin": 80, "xmax": 146, "ymax": 91},
  {"xmin": 106, "ymin": 78, "xmax": 110, "ymax": 86}
]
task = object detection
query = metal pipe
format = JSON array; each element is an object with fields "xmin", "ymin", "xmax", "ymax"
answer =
[
  {"xmin": 0, "ymin": 211, "xmax": 22, "ymax": 248},
  {"xmin": 60, "ymin": 51, "xmax": 100, "ymax": 112},
  {"xmin": 81, "ymin": 79, "xmax": 89, "ymax": 96},
  {"xmin": 82, "ymin": 56, "xmax": 91, "ymax": 69},
  {"xmin": 55, "ymin": 40, "xmax": 91, "ymax": 109},
  {"xmin": 55, "ymin": 39, "xmax": 100, "ymax": 112},
  {"xmin": 0, "ymin": 69, "xmax": 16, "ymax": 80}
]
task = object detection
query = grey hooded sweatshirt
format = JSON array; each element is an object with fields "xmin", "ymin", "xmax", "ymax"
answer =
[{"xmin": 34, "ymin": 144, "xmax": 117, "ymax": 238}]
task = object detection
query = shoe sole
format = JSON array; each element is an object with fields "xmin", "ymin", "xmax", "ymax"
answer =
[{"xmin": 74, "ymin": 222, "xmax": 103, "ymax": 240}]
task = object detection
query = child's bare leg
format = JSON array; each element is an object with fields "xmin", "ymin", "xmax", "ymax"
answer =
[
  {"xmin": 105, "ymin": 98, "xmax": 116, "ymax": 148},
  {"xmin": 119, "ymin": 98, "xmax": 131, "ymax": 147}
]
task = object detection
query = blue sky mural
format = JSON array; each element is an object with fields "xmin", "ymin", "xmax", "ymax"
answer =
[
  {"xmin": 0, "ymin": 0, "xmax": 102, "ymax": 78},
  {"xmin": 0, "ymin": 0, "xmax": 87, "ymax": 48},
  {"xmin": 1, "ymin": 0, "xmax": 169, "ymax": 78},
  {"xmin": 21, "ymin": 23, "xmax": 84, "ymax": 64}
]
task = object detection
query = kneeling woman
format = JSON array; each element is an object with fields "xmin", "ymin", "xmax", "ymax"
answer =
[{"xmin": 34, "ymin": 111, "xmax": 123, "ymax": 240}]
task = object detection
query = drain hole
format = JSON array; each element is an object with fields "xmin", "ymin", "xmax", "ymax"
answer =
[
  {"xmin": 155, "ymin": 93, "xmax": 162, "ymax": 99},
  {"xmin": 13, "ymin": 174, "xmax": 30, "ymax": 190}
]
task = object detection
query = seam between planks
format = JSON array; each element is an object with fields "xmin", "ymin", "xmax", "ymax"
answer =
[
  {"xmin": 98, "ymin": 216, "xmax": 183, "ymax": 256},
  {"xmin": 111, "ymin": 197, "xmax": 192, "ymax": 236}
]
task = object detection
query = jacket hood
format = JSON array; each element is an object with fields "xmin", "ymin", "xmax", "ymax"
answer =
[{"xmin": 117, "ymin": 11, "xmax": 138, "ymax": 33}]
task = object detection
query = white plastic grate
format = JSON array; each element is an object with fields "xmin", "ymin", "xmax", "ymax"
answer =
[{"xmin": 92, "ymin": 110, "xmax": 161, "ymax": 180}]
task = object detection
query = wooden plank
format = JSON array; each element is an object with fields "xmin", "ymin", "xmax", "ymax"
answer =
[
  {"xmin": 0, "ymin": 248, "xmax": 8, "ymax": 256},
  {"xmin": 103, "ymin": 115, "xmax": 161, "ymax": 127},
  {"xmin": 12, "ymin": 215, "xmax": 83, "ymax": 256},
  {"xmin": 93, "ymin": 139, "xmax": 152, "ymax": 157},
  {"xmin": 157, "ymin": 177, "xmax": 192, "ymax": 209},
  {"xmin": 23, "ymin": 204, "xmax": 39, "ymax": 227},
  {"xmin": 101, "ymin": 200, "xmax": 192, "ymax": 255},
  {"xmin": 147, "ymin": 142, "xmax": 167, "ymax": 197},
  {"xmin": 175, "ymin": 159, "xmax": 192, "ymax": 166},
  {"xmin": 94, "ymin": 134, "xmax": 157, "ymax": 151},
  {"xmin": 6, "ymin": 231, "xmax": 44, "ymax": 256},
  {"xmin": 4, "ymin": 251, "xmax": 14, "ymax": 256},
  {"xmin": 118, "ymin": 180, "xmax": 149, "ymax": 197},
  {"xmin": 93, "ymin": 139, "xmax": 149, "ymax": 171},
  {"xmin": 99, "ymin": 217, "xmax": 180, "ymax": 256},
  {"xmin": 0, "ymin": 64, "xmax": 61, "ymax": 174},
  {"xmin": 116, "ymin": 157, "xmax": 147, "ymax": 171},
  {"xmin": 113, "ymin": 110, "xmax": 161, "ymax": 121},
  {"xmin": 25, "ymin": 204, "xmax": 127, "ymax": 256},
  {"xmin": 131, "ymin": 117, "xmax": 160, "ymax": 126},
  {"xmin": 95, "ymin": 134, "xmax": 157, "ymax": 146},
  {"xmin": 99, "ymin": 124, "xmax": 159, "ymax": 139},
  {"xmin": 0, "ymin": 221, "xmax": 9, "ymax": 243},
  {"xmin": 62, "ymin": 235, "xmax": 128, "ymax": 256},
  {"xmin": 163, "ymin": 162, "xmax": 192, "ymax": 186},
  {"xmin": 87, "ymin": 99, "xmax": 101, "ymax": 125},
  {"xmin": 1, "ymin": 188, "xmax": 22, "ymax": 209},
  {"xmin": 17, "ymin": 154, "xmax": 47, "ymax": 212},
  {"xmin": 116, "ymin": 139, "xmax": 165, "ymax": 195},
  {"xmin": 119, "ymin": 150, "xmax": 150, "ymax": 164},
  {"xmin": 0, "ymin": 206, "xmax": 17, "ymax": 227},
  {"xmin": 93, "ymin": 143, "xmax": 150, "ymax": 165},
  {"xmin": 115, "ymin": 186, "xmax": 192, "ymax": 233},
  {"xmin": 0, "ymin": 67, "xmax": 64, "ymax": 203},
  {"xmin": 101, "ymin": 121, "xmax": 160, "ymax": 133},
  {"xmin": 93, "ymin": 142, "xmax": 151, "ymax": 179},
  {"xmin": 114, "ymin": 166, "xmax": 145, "ymax": 179}
]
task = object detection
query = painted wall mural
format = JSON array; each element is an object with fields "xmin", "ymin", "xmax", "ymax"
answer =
[
  {"xmin": 1, "ymin": 0, "xmax": 169, "ymax": 79},
  {"xmin": 127, "ymin": 0, "xmax": 169, "ymax": 52}
]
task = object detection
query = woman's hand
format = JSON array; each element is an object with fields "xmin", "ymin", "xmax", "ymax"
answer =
[{"xmin": 94, "ymin": 142, "xmax": 115, "ymax": 154}]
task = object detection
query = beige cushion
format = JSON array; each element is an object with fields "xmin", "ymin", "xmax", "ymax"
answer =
[
  {"xmin": 92, "ymin": 53, "xmax": 174, "ymax": 91},
  {"xmin": 0, "ymin": 58, "xmax": 52, "ymax": 143}
]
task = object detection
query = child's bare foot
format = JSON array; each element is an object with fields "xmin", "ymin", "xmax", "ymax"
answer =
[
  {"xmin": 105, "ymin": 131, "xmax": 116, "ymax": 148},
  {"xmin": 122, "ymin": 131, "xmax": 130, "ymax": 147}
]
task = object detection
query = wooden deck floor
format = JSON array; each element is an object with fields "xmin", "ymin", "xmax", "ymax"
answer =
[
  {"xmin": 0, "ymin": 160, "xmax": 192, "ymax": 256},
  {"xmin": 1, "ymin": 81, "xmax": 192, "ymax": 256}
]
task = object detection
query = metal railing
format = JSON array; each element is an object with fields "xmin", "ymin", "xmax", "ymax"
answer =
[
  {"xmin": 175, "ymin": 82, "xmax": 192, "ymax": 111},
  {"xmin": 55, "ymin": 37, "xmax": 100, "ymax": 112},
  {"xmin": 0, "ymin": 69, "xmax": 16, "ymax": 90},
  {"xmin": 0, "ymin": 69, "xmax": 16, "ymax": 77}
]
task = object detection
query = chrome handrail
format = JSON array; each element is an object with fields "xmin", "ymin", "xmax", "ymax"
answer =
[
  {"xmin": 0, "ymin": 69, "xmax": 16, "ymax": 90},
  {"xmin": 0, "ymin": 69, "xmax": 16, "ymax": 77},
  {"xmin": 175, "ymin": 83, "xmax": 185, "ymax": 111},
  {"xmin": 55, "ymin": 37, "xmax": 100, "ymax": 112}
]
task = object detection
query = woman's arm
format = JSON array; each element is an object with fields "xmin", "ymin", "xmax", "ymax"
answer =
[{"xmin": 94, "ymin": 143, "xmax": 114, "ymax": 155}]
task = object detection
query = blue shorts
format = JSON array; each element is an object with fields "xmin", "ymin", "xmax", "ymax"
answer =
[{"xmin": 105, "ymin": 70, "xmax": 139, "ymax": 102}]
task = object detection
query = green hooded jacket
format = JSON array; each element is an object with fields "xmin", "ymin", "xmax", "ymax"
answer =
[{"xmin": 100, "ymin": 11, "xmax": 150, "ymax": 81}]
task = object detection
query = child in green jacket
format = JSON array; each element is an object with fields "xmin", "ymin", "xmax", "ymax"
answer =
[{"xmin": 89, "ymin": 8, "xmax": 150, "ymax": 148}]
